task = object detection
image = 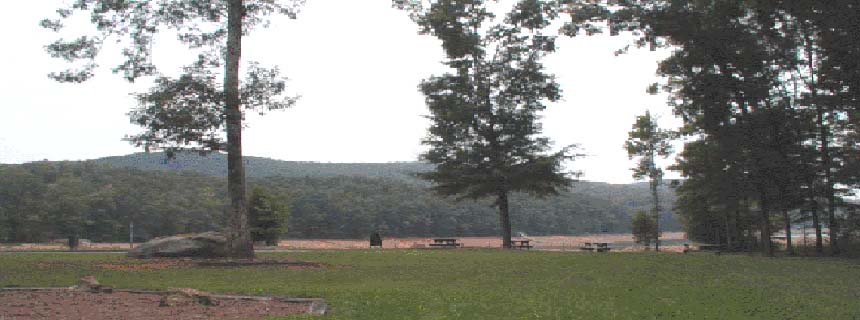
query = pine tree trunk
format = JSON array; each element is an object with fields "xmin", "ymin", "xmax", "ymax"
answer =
[
  {"xmin": 651, "ymin": 176, "xmax": 660, "ymax": 252},
  {"xmin": 498, "ymin": 191, "xmax": 512, "ymax": 249},
  {"xmin": 827, "ymin": 187, "xmax": 839, "ymax": 255},
  {"xmin": 735, "ymin": 201, "xmax": 744, "ymax": 249},
  {"xmin": 225, "ymin": 0, "xmax": 253, "ymax": 259},
  {"xmin": 818, "ymin": 93, "xmax": 839, "ymax": 255},
  {"xmin": 725, "ymin": 208, "xmax": 732, "ymax": 250},
  {"xmin": 783, "ymin": 207, "xmax": 793, "ymax": 255},
  {"xmin": 760, "ymin": 194, "xmax": 773, "ymax": 257},
  {"xmin": 819, "ymin": 107, "xmax": 839, "ymax": 255},
  {"xmin": 812, "ymin": 200, "xmax": 823, "ymax": 253},
  {"xmin": 806, "ymin": 186, "xmax": 823, "ymax": 253},
  {"xmin": 805, "ymin": 27, "xmax": 839, "ymax": 256}
]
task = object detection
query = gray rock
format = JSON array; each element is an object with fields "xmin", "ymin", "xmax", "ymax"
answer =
[
  {"xmin": 159, "ymin": 288, "xmax": 219, "ymax": 307},
  {"xmin": 127, "ymin": 232, "xmax": 227, "ymax": 258},
  {"xmin": 308, "ymin": 300, "xmax": 328, "ymax": 315},
  {"xmin": 75, "ymin": 275, "xmax": 113, "ymax": 293}
]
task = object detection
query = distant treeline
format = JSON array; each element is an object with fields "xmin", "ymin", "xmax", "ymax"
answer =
[
  {"xmin": 0, "ymin": 154, "xmax": 678, "ymax": 242},
  {"xmin": 93, "ymin": 152, "xmax": 432, "ymax": 183}
]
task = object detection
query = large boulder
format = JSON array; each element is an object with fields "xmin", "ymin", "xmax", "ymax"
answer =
[
  {"xmin": 159, "ymin": 288, "xmax": 219, "ymax": 307},
  {"xmin": 128, "ymin": 232, "xmax": 228, "ymax": 258}
]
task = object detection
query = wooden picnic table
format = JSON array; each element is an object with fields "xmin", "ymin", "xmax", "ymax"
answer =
[
  {"xmin": 429, "ymin": 238, "xmax": 461, "ymax": 248},
  {"xmin": 594, "ymin": 242, "xmax": 611, "ymax": 252},
  {"xmin": 511, "ymin": 239, "xmax": 533, "ymax": 249},
  {"xmin": 580, "ymin": 242, "xmax": 611, "ymax": 252}
]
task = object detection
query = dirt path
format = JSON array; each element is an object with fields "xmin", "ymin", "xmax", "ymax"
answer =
[
  {"xmin": 275, "ymin": 232, "xmax": 688, "ymax": 250},
  {"xmin": 0, "ymin": 290, "xmax": 315, "ymax": 320},
  {"xmin": 0, "ymin": 232, "xmax": 689, "ymax": 252}
]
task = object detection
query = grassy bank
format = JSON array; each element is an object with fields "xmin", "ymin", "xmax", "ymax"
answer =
[{"xmin": 2, "ymin": 250, "xmax": 859, "ymax": 319}]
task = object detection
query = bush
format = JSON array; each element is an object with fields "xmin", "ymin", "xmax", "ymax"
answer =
[
  {"xmin": 248, "ymin": 187, "xmax": 290, "ymax": 246},
  {"xmin": 632, "ymin": 209, "xmax": 657, "ymax": 247}
]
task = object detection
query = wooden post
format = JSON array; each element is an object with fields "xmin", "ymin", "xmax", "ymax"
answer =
[{"xmin": 129, "ymin": 221, "xmax": 134, "ymax": 249}]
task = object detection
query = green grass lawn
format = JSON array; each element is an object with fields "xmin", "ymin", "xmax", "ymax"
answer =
[{"xmin": 2, "ymin": 250, "xmax": 859, "ymax": 319}]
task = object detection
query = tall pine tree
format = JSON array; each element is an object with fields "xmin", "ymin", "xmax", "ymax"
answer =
[
  {"xmin": 398, "ymin": 0, "xmax": 578, "ymax": 248},
  {"xmin": 625, "ymin": 110, "xmax": 673, "ymax": 251}
]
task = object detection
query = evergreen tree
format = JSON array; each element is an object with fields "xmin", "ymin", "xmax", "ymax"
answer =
[
  {"xmin": 631, "ymin": 209, "xmax": 657, "ymax": 247},
  {"xmin": 249, "ymin": 186, "xmax": 290, "ymax": 246},
  {"xmin": 398, "ymin": 0, "xmax": 578, "ymax": 248},
  {"xmin": 625, "ymin": 110, "xmax": 673, "ymax": 251},
  {"xmin": 671, "ymin": 136, "xmax": 760, "ymax": 250}
]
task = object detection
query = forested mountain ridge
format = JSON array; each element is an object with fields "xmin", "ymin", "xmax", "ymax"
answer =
[
  {"xmin": 94, "ymin": 152, "xmax": 679, "ymax": 228},
  {"xmin": 94, "ymin": 152, "xmax": 432, "ymax": 182},
  {"xmin": 0, "ymin": 153, "xmax": 679, "ymax": 242}
]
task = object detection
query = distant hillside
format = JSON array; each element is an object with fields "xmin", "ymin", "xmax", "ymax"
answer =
[
  {"xmin": 568, "ymin": 181, "xmax": 680, "ymax": 231},
  {"xmin": 91, "ymin": 152, "xmax": 681, "ymax": 231},
  {"xmin": 0, "ymin": 154, "xmax": 682, "ymax": 242},
  {"xmin": 93, "ymin": 152, "xmax": 432, "ymax": 182}
]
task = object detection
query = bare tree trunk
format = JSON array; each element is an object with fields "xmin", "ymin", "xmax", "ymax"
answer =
[
  {"xmin": 796, "ymin": 25, "xmax": 831, "ymax": 255},
  {"xmin": 760, "ymin": 194, "xmax": 773, "ymax": 257},
  {"xmin": 809, "ymin": 193, "xmax": 824, "ymax": 254},
  {"xmin": 225, "ymin": 0, "xmax": 253, "ymax": 259},
  {"xmin": 817, "ymin": 88, "xmax": 839, "ymax": 255},
  {"xmin": 782, "ymin": 207, "xmax": 793, "ymax": 255},
  {"xmin": 736, "ymin": 198, "xmax": 746, "ymax": 249},
  {"xmin": 827, "ymin": 188, "xmax": 839, "ymax": 255},
  {"xmin": 651, "ymin": 178, "xmax": 660, "ymax": 252},
  {"xmin": 804, "ymin": 29, "xmax": 839, "ymax": 256},
  {"xmin": 725, "ymin": 208, "xmax": 732, "ymax": 250},
  {"xmin": 818, "ymin": 105, "xmax": 839, "ymax": 255},
  {"xmin": 498, "ymin": 190, "xmax": 512, "ymax": 249}
]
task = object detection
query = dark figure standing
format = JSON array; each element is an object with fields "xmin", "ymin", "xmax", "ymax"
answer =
[{"xmin": 370, "ymin": 232, "xmax": 383, "ymax": 248}]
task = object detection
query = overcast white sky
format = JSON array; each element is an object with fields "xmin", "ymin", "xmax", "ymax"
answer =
[{"xmin": 0, "ymin": 1, "xmax": 680, "ymax": 184}]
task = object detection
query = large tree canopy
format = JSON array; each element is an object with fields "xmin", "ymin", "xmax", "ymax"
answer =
[
  {"xmin": 561, "ymin": 0, "xmax": 860, "ymax": 255},
  {"xmin": 41, "ymin": 0, "xmax": 301, "ymax": 82},
  {"xmin": 43, "ymin": 0, "xmax": 304, "ymax": 257},
  {"xmin": 397, "ymin": 0, "xmax": 580, "ymax": 248}
]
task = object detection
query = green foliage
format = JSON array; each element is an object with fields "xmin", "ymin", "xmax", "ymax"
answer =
[
  {"xmin": 660, "ymin": 1, "xmax": 859, "ymax": 254},
  {"xmin": 563, "ymin": 0, "xmax": 860, "ymax": 254},
  {"xmin": 631, "ymin": 209, "xmax": 657, "ymax": 246},
  {"xmin": 93, "ymin": 152, "xmax": 434, "ymax": 182},
  {"xmin": 625, "ymin": 110, "xmax": 673, "ymax": 250},
  {"xmin": 262, "ymin": 176, "xmax": 635, "ymax": 238},
  {"xmin": 249, "ymin": 186, "xmax": 290, "ymax": 246},
  {"xmin": 624, "ymin": 110, "xmax": 673, "ymax": 183},
  {"xmin": 402, "ymin": 0, "xmax": 579, "ymax": 247},
  {"xmin": 126, "ymin": 61, "xmax": 298, "ymax": 154},
  {"xmin": 42, "ymin": 0, "xmax": 301, "ymax": 153},
  {"xmin": 0, "ymin": 165, "xmax": 48, "ymax": 242},
  {"xmin": 46, "ymin": 175, "xmax": 90, "ymax": 238},
  {"xmin": 41, "ymin": 0, "xmax": 302, "ymax": 83},
  {"xmin": 0, "ymin": 161, "xmax": 225, "ymax": 243},
  {"xmin": 43, "ymin": 0, "xmax": 306, "ymax": 258},
  {"xmin": 3, "ymin": 251, "xmax": 860, "ymax": 319},
  {"xmin": 0, "ymin": 158, "xmax": 677, "ymax": 243},
  {"xmin": 412, "ymin": 0, "xmax": 574, "ymax": 200}
]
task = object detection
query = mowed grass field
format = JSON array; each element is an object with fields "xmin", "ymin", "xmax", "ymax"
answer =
[{"xmin": 2, "ymin": 250, "xmax": 859, "ymax": 319}]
